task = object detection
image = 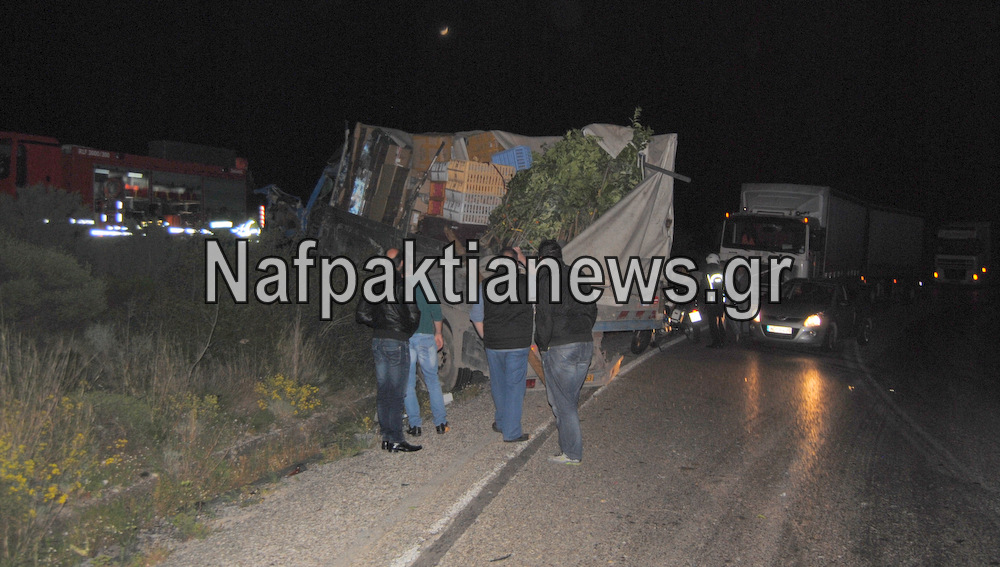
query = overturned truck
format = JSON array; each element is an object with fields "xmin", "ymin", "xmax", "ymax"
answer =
[{"xmin": 298, "ymin": 122, "xmax": 681, "ymax": 392}]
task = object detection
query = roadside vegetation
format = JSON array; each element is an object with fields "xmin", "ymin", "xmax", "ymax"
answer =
[{"xmin": 0, "ymin": 186, "xmax": 382, "ymax": 566}]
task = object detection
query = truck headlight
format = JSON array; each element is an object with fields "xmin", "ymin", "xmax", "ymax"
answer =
[{"xmin": 804, "ymin": 314, "xmax": 822, "ymax": 327}]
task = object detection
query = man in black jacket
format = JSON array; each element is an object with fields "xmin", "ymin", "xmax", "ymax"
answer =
[
  {"xmin": 534, "ymin": 240, "xmax": 597, "ymax": 465},
  {"xmin": 471, "ymin": 246, "xmax": 534, "ymax": 443},
  {"xmin": 355, "ymin": 248, "xmax": 423, "ymax": 453}
]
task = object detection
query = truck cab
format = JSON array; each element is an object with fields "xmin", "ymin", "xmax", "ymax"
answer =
[
  {"xmin": 933, "ymin": 222, "xmax": 990, "ymax": 285},
  {"xmin": 719, "ymin": 184, "xmax": 834, "ymax": 285}
]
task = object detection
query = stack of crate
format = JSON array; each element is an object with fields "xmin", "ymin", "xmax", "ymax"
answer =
[{"xmin": 442, "ymin": 160, "xmax": 515, "ymax": 225}]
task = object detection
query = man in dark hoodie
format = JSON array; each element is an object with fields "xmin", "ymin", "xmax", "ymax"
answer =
[
  {"xmin": 534, "ymin": 240, "xmax": 597, "ymax": 465},
  {"xmin": 471, "ymin": 246, "xmax": 534, "ymax": 443},
  {"xmin": 355, "ymin": 248, "xmax": 423, "ymax": 453}
]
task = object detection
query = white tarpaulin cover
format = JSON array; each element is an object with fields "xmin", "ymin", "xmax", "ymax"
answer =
[{"xmin": 562, "ymin": 132, "xmax": 676, "ymax": 282}]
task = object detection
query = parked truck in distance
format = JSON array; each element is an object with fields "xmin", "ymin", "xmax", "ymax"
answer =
[
  {"xmin": 933, "ymin": 221, "xmax": 991, "ymax": 285},
  {"xmin": 718, "ymin": 183, "xmax": 925, "ymax": 301}
]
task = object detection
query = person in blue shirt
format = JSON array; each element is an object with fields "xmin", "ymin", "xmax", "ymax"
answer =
[{"xmin": 403, "ymin": 272, "xmax": 450, "ymax": 437}]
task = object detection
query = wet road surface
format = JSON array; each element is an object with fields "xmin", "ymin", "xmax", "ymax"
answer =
[{"xmin": 433, "ymin": 291, "xmax": 1000, "ymax": 565}]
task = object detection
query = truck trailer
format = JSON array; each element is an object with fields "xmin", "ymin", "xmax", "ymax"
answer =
[
  {"xmin": 290, "ymin": 122, "xmax": 682, "ymax": 392},
  {"xmin": 719, "ymin": 183, "xmax": 925, "ymax": 301}
]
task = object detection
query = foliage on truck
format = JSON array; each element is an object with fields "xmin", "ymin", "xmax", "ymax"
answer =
[{"xmin": 482, "ymin": 111, "xmax": 653, "ymax": 250}]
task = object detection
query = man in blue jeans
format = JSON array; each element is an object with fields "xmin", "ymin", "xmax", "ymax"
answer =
[
  {"xmin": 356, "ymin": 248, "xmax": 423, "ymax": 453},
  {"xmin": 471, "ymin": 246, "xmax": 533, "ymax": 443},
  {"xmin": 404, "ymin": 275, "xmax": 449, "ymax": 437},
  {"xmin": 534, "ymin": 240, "xmax": 597, "ymax": 464}
]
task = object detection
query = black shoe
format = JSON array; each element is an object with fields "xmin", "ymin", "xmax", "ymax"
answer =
[
  {"xmin": 435, "ymin": 422, "xmax": 450, "ymax": 434},
  {"xmin": 503, "ymin": 433, "xmax": 529, "ymax": 443},
  {"xmin": 406, "ymin": 426, "xmax": 422, "ymax": 437},
  {"xmin": 492, "ymin": 422, "xmax": 501, "ymax": 433},
  {"xmin": 384, "ymin": 441, "xmax": 422, "ymax": 452}
]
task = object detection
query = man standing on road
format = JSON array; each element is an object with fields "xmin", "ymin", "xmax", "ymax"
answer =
[
  {"xmin": 403, "ymin": 268, "xmax": 450, "ymax": 437},
  {"xmin": 355, "ymin": 248, "xmax": 423, "ymax": 453},
  {"xmin": 471, "ymin": 246, "xmax": 533, "ymax": 443},
  {"xmin": 534, "ymin": 240, "xmax": 597, "ymax": 465},
  {"xmin": 703, "ymin": 253, "xmax": 726, "ymax": 348}
]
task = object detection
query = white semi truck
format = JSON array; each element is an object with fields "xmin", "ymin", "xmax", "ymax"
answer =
[{"xmin": 718, "ymin": 183, "xmax": 925, "ymax": 301}]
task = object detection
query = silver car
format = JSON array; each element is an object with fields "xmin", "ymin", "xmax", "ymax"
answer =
[{"xmin": 749, "ymin": 279, "xmax": 872, "ymax": 350}]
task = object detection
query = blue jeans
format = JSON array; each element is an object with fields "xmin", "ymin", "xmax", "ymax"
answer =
[
  {"xmin": 405, "ymin": 333, "xmax": 448, "ymax": 428},
  {"xmin": 486, "ymin": 347, "xmax": 530, "ymax": 441},
  {"xmin": 541, "ymin": 342, "xmax": 593, "ymax": 461},
  {"xmin": 372, "ymin": 337, "xmax": 410, "ymax": 443}
]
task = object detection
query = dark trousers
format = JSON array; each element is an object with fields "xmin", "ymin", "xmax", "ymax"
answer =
[{"xmin": 707, "ymin": 305, "xmax": 726, "ymax": 346}]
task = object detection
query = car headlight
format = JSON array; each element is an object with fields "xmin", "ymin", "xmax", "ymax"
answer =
[{"xmin": 803, "ymin": 314, "xmax": 822, "ymax": 327}]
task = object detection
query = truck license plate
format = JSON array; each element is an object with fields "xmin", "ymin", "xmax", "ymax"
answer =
[{"xmin": 766, "ymin": 325, "xmax": 793, "ymax": 335}]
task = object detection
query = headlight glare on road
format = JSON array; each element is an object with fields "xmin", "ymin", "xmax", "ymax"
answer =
[{"xmin": 804, "ymin": 314, "xmax": 822, "ymax": 327}]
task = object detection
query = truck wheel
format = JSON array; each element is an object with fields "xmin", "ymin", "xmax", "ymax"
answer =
[
  {"xmin": 437, "ymin": 323, "xmax": 461, "ymax": 392},
  {"xmin": 630, "ymin": 330, "xmax": 652, "ymax": 354},
  {"xmin": 856, "ymin": 317, "xmax": 873, "ymax": 346}
]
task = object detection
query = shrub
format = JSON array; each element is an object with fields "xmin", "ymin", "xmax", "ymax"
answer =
[
  {"xmin": 0, "ymin": 232, "xmax": 107, "ymax": 331},
  {"xmin": 254, "ymin": 374, "xmax": 321, "ymax": 419},
  {"xmin": 0, "ymin": 185, "xmax": 90, "ymax": 252}
]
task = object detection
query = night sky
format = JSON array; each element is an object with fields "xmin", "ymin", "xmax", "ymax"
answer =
[{"xmin": 3, "ymin": 1, "xmax": 998, "ymax": 242}]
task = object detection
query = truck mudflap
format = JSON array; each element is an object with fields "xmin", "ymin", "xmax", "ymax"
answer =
[
  {"xmin": 524, "ymin": 299, "xmax": 662, "ymax": 391},
  {"xmin": 524, "ymin": 332, "xmax": 624, "ymax": 391}
]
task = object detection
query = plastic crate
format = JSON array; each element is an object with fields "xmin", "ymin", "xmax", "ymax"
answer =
[
  {"xmin": 445, "ymin": 160, "xmax": 515, "ymax": 195},
  {"xmin": 429, "ymin": 181, "xmax": 446, "ymax": 200},
  {"xmin": 443, "ymin": 189, "xmax": 504, "ymax": 225},
  {"xmin": 491, "ymin": 145, "xmax": 532, "ymax": 171},
  {"xmin": 429, "ymin": 162, "xmax": 449, "ymax": 182}
]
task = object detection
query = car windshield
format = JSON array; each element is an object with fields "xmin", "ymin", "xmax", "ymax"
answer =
[
  {"xmin": 782, "ymin": 282, "xmax": 835, "ymax": 305},
  {"xmin": 722, "ymin": 216, "xmax": 807, "ymax": 253}
]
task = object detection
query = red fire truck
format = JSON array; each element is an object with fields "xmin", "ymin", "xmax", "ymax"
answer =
[{"xmin": 0, "ymin": 131, "xmax": 249, "ymax": 229}]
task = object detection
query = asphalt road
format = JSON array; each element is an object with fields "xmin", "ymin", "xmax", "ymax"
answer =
[{"xmin": 160, "ymin": 286, "xmax": 1000, "ymax": 566}]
